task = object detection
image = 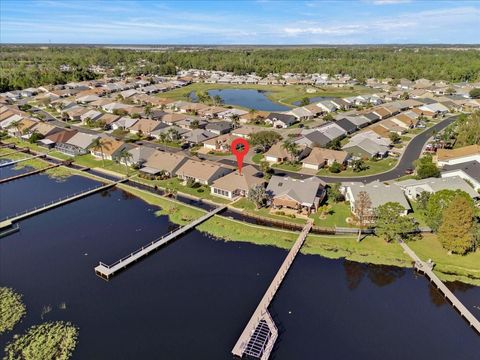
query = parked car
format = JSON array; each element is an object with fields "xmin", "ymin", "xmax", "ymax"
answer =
[{"xmin": 404, "ymin": 168, "xmax": 414, "ymax": 175}]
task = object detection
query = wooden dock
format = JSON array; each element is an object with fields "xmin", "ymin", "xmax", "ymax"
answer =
[
  {"xmin": 399, "ymin": 240, "xmax": 480, "ymax": 334},
  {"xmin": 0, "ymin": 179, "xmax": 125, "ymax": 231},
  {"xmin": 232, "ymin": 221, "xmax": 313, "ymax": 359},
  {"xmin": 0, "ymin": 153, "xmax": 46, "ymax": 168},
  {"xmin": 0, "ymin": 164, "xmax": 59, "ymax": 184},
  {"xmin": 94, "ymin": 205, "xmax": 227, "ymax": 279}
]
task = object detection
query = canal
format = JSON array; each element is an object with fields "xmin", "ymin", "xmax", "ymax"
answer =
[{"xmin": 0, "ymin": 169, "xmax": 479, "ymax": 359}]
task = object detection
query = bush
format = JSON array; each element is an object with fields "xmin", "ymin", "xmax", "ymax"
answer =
[
  {"xmin": 275, "ymin": 211, "xmax": 285, "ymax": 216},
  {"xmin": 0, "ymin": 287, "xmax": 26, "ymax": 334},
  {"xmin": 4, "ymin": 321, "xmax": 78, "ymax": 360}
]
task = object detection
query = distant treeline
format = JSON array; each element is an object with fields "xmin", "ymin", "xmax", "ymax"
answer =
[{"xmin": 1, "ymin": 46, "xmax": 479, "ymax": 92}]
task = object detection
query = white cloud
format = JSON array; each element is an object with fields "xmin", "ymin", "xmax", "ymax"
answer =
[{"xmin": 372, "ymin": 0, "xmax": 412, "ymax": 4}]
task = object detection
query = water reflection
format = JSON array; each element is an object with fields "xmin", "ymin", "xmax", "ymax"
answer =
[{"xmin": 343, "ymin": 260, "xmax": 406, "ymax": 290}]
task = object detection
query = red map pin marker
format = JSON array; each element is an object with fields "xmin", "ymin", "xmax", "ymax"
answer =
[{"xmin": 231, "ymin": 138, "xmax": 249, "ymax": 175}]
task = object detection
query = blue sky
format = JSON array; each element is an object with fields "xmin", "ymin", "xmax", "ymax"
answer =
[{"xmin": 1, "ymin": 0, "xmax": 479, "ymax": 44}]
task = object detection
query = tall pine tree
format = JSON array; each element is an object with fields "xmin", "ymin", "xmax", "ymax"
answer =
[{"xmin": 438, "ymin": 196, "xmax": 475, "ymax": 255}]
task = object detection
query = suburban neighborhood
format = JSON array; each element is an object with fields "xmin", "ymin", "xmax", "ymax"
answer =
[{"xmin": 1, "ymin": 1, "xmax": 480, "ymax": 359}]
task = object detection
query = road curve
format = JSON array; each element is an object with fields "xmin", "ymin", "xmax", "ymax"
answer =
[{"xmin": 213, "ymin": 115, "xmax": 458, "ymax": 183}]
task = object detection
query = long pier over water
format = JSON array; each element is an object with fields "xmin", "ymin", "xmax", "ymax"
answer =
[
  {"xmin": 232, "ymin": 221, "xmax": 313, "ymax": 360},
  {"xmin": 0, "ymin": 179, "xmax": 125, "ymax": 231},
  {"xmin": 94, "ymin": 205, "xmax": 227, "ymax": 279},
  {"xmin": 399, "ymin": 240, "xmax": 480, "ymax": 334}
]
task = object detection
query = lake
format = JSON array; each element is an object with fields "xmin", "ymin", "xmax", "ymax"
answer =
[
  {"xmin": 189, "ymin": 89, "xmax": 291, "ymax": 112},
  {"xmin": 0, "ymin": 170, "xmax": 479, "ymax": 359},
  {"xmin": 292, "ymin": 96, "xmax": 335, "ymax": 106}
]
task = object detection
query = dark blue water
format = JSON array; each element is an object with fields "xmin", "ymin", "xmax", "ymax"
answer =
[
  {"xmin": 0, "ymin": 169, "xmax": 479, "ymax": 359},
  {"xmin": 190, "ymin": 89, "xmax": 290, "ymax": 111},
  {"xmin": 0, "ymin": 173, "xmax": 99, "ymax": 219},
  {"xmin": 0, "ymin": 162, "xmax": 34, "ymax": 179}
]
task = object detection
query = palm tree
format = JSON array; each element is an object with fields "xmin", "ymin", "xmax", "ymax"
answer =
[
  {"xmin": 7, "ymin": 120, "xmax": 21, "ymax": 137},
  {"xmin": 91, "ymin": 138, "xmax": 105, "ymax": 167},
  {"xmin": 118, "ymin": 149, "xmax": 133, "ymax": 175},
  {"xmin": 231, "ymin": 114, "xmax": 240, "ymax": 128},
  {"xmin": 281, "ymin": 140, "xmax": 299, "ymax": 162}
]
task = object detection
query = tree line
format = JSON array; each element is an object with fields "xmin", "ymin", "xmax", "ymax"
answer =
[{"xmin": 1, "ymin": 46, "xmax": 480, "ymax": 91}]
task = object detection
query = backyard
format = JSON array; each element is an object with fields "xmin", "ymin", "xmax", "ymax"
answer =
[{"xmin": 317, "ymin": 158, "xmax": 398, "ymax": 177}]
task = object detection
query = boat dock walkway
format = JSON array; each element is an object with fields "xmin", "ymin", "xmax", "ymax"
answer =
[
  {"xmin": 0, "ymin": 164, "xmax": 59, "ymax": 184},
  {"xmin": 399, "ymin": 240, "xmax": 480, "ymax": 334},
  {"xmin": 0, "ymin": 179, "xmax": 125, "ymax": 230},
  {"xmin": 94, "ymin": 205, "xmax": 227, "ymax": 280},
  {"xmin": 0, "ymin": 153, "xmax": 46, "ymax": 168},
  {"xmin": 232, "ymin": 221, "xmax": 313, "ymax": 359}
]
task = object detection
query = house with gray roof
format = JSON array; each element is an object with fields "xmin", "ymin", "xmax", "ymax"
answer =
[
  {"xmin": 317, "ymin": 122, "xmax": 347, "ymax": 140},
  {"xmin": 267, "ymin": 175, "xmax": 326, "ymax": 213},
  {"xmin": 335, "ymin": 118, "xmax": 358, "ymax": 134},
  {"xmin": 183, "ymin": 129, "xmax": 218, "ymax": 144},
  {"xmin": 295, "ymin": 131, "xmax": 331, "ymax": 148},
  {"xmin": 265, "ymin": 113, "xmax": 298, "ymax": 128},
  {"xmin": 441, "ymin": 160, "xmax": 480, "ymax": 191},
  {"xmin": 205, "ymin": 121, "xmax": 232, "ymax": 135},
  {"xmin": 342, "ymin": 131, "xmax": 391, "ymax": 159},
  {"xmin": 396, "ymin": 176, "xmax": 478, "ymax": 200},
  {"xmin": 342, "ymin": 181, "xmax": 411, "ymax": 221},
  {"xmin": 59, "ymin": 132, "xmax": 99, "ymax": 156}
]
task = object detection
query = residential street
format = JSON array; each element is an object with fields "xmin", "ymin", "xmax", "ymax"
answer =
[{"xmin": 201, "ymin": 115, "xmax": 458, "ymax": 183}]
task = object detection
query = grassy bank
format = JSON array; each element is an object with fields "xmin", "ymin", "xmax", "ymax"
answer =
[
  {"xmin": 116, "ymin": 183, "xmax": 205, "ymax": 225},
  {"xmin": 0, "ymin": 148, "xmax": 74, "ymax": 180},
  {"xmin": 159, "ymin": 83, "xmax": 373, "ymax": 107},
  {"xmin": 111, "ymin": 180, "xmax": 480, "ymax": 286}
]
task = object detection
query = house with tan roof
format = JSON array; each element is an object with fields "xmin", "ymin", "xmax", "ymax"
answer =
[
  {"xmin": 140, "ymin": 150, "xmax": 188, "ymax": 177},
  {"xmin": 231, "ymin": 126, "xmax": 264, "ymax": 139},
  {"xmin": 45, "ymin": 129, "xmax": 77, "ymax": 145},
  {"xmin": 161, "ymin": 113, "xmax": 188, "ymax": 125},
  {"xmin": 211, "ymin": 165, "xmax": 265, "ymax": 200},
  {"xmin": 129, "ymin": 119, "xmax": 165, "ymax": 135},
  {"xmin": 198, "ymin": 106, "xmax": 228, "ymax": 119},
  {"xmin": 436, "ymin": 145, "xmax": 480, "ymax": 167},
  {"xmin": 27, "ymin": 122, "xmax": 62, "ymax": 138},
  {"xmin": 266, "ymin": 175, "xmax": 326, "ymax": 214},
  {"xmin": 239, "ymin": 110, "xmax": 269, "ymax": 124},
  {"xmin": 392, "ymin": 113, "xmax": 419, "ymax": 128},
  {"xmin": 203, "ymin": 133, "xmax": 240, "ymax": 153},
  {"xmin": 90, "ymin": 137, "xmax": 127, "ymax": 161},
  {"xmin": 372, "ymin": 107, "xmax": 392, "ymax": 119},
  {"xmin": 7, "ymin": 118, "xmax": 37, "ymax": 136},
  {"xmin": 302, "ymin": 148, "xmax": 349, "ymax": 170},
  {"xmin": 176, "ymin": 159, "xmax": 232, "ymax": 185}
]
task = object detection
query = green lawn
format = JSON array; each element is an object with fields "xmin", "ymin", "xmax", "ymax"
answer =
[
  {"xmin": 116, "ymin": 183, "xmax": 205, "ymax": 225},
  {"xmin": 272, "ymin": 162, "xmax": 302, "ymax": 172},
  {"xmin": 232, "ymin": 198, "xmax": 307, "ymax": 224},
  {"xmin": 73, "ymin": 154, "xmax": 133, "ymax": 176},
  {"xmin": 132, "ymin": 176, "xmax": 231, "ymax": 204},
  {"xmin": 317, "ymin": 158, "xmax": 398, "ymax": 177},
  {"xmin": 309, "ymin": 201, "xmax": 353, "ymax": 228},
  {"xmin": 303, "ymin": 234, "xmax": 411, "ymax": 268},
  {"xmin": 158, "ymin": 83, "xmax": 374, "ymax": 107},
  {"xmin": 409, "ymin": 234, "xmax": 480, "ymax": 285},
  {"xmin": 251, "ymin": 153, "xmax": 264, "ymax": 164}
]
